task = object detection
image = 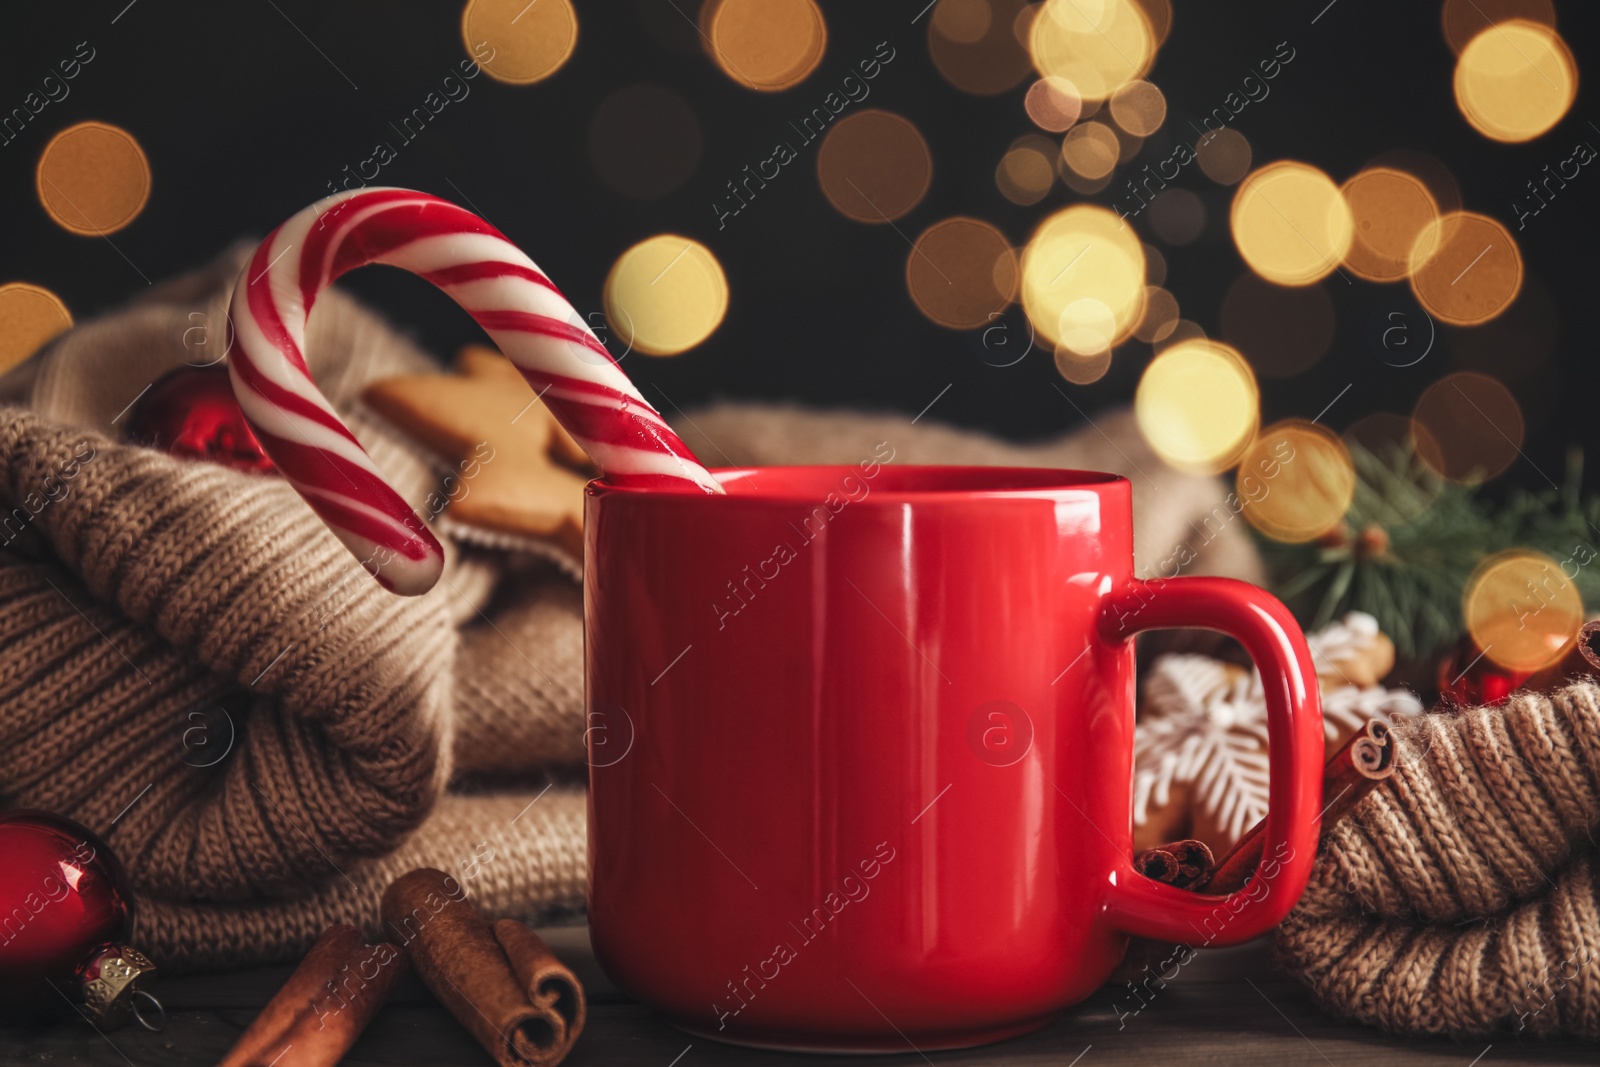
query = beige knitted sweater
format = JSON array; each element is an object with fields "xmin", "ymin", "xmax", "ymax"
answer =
[
  {"xmin": 1276, "ymin": 682, "xmax": 1600, "ymax": 1038},
  {"xmin": 0, "ymin": 250, "xmax": 1261, "ymax": 972}
]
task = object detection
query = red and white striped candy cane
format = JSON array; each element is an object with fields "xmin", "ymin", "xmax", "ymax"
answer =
[{"xmin": 228, "ymin": 187, "xmax": 723, "ymax": 596}]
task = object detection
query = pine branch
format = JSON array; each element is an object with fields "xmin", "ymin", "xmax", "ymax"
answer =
[{"xmin": 1261, "ymin": 443, "xmax": 1599, "ymax": 661}]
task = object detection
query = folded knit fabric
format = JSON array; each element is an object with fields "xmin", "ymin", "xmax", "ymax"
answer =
[
  {"xmin": 1275, "ymin": 681, "xmax": 1600, "ymax": 1038},
  {"xmin": 0, "ymin": 248, "xmax": 1263, "ymax": 971}
]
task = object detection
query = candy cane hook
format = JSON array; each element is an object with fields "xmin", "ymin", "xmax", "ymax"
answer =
[{"xmin": 227, "ymin": 188, "xmax": 722, "ymax": 596}]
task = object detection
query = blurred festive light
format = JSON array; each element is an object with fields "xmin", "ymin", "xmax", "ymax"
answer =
[
  {"xmin": 1367, "ymin": 148, "xmax": 1463, "ymax": 216},
  {"xmin": 603, "ymin": 235, "xmax": 728, "ymax": 356},
  {"xmin": 931, "ymin": 0, "xmax": 991, "ymax": 43},
  {"xmin": 1115, "ymin": 128, "xmax": 1143, "ymax": 166},
  {"xmin": 1409, "ymin": 211, "xmax": 1522, "ymax": 325},
  {"xmin": 1058, "ymin": 163, "xmax": 1113, "ymax": 196},
  {"xmin": 587, "ymin": 85, "xmax": 702, "ymax": 199},
  {"xmin": 1109, "ymin": 80, "xmax": 1166, "ymax": 137},
  {"xmin": 1020, "ymin": 204, "xmax": 1146, "ymax": 349},
  {"xmin": 906, "ymin": 218, "xmax": 1017, "ymax": 330},
  {"xmin": 703, "ymin": 0, "xmax": 826, "ymax": 91},
  {"xmin": 1441, "ymin": 0, "xmax": 1556, "ymax": 54},
  {"xmin": 1411, "ymin": 371, "xmax": 1524, "ymax": 484},
  {"xmin": 1136, "ymin": 339, "xmax": 1258, "ymax": 475},
  {"xmin": 1196, "ymin": 129, "xmax": 1252, "ymax": 186},
  {"xmin": 817, "ymin": 110, "xmax": 932, "ymax": 223},
  {"xmin": 1220, "ymin": 273, "xmax": 1333, "ymax": 377},
  {"xmin": 1028, "ymin": 0, "xmax": 1154, "ymax": 103},
  {"xmin": 1443, "ymin": 274, "xmax": 1555, "ymax": 380},
  {"xmin": 1453, "ymin": 20, "xmax": 1575, "ymax": 143},
  {"xmin": 1342, "ymin": 412, "xmax": 1442, "ymax": 523},
  {"xmin": 1130, "ymin": 0, "xmax": 1173, "ymax": 46},
  {"xmin": 1152, "ymin": 318, "xmax": 1207, "ymax": 352},
  {"xmin": 0, "ymin": 283, "xmax": 72, "ymax": 374},
  {"xmin": 1340, "ymin": 167, "xmax": 1440, "ymax": 283},
  {"xmin": 1060, "ymin": 121, "xmax": 1119, "ymax": 180},
  {"xmin": 1055, "ymin": 341, "xmax": 1113, "ymax": 385},
  {"xmin": 1464, "ymin": 549, "xmax": 1583, "ymax": 672},
  {"xmin": 1238, "ymin": 421, "xmax": 1355, "ymax": 543},
  {"xmin": 929, "ymin": 0, "xmax": 1033, "ymax": 96},
  {"xmin": 1056, "ymin": 297, "xmax": 1117, "ymax": 356},
  {"xmin": 1132, "ymin": 285, "xmax": 1179, "ymax": 344},
  {"xmin": 35, "ymin": 122, "xmax": 149, "ymax": 236},
  {"xmin": 462, "ymin": 0, "xmax": 579, "ymax": 85},
  {"xmin": 996, "ymin": 136, "xmax": 1056, "ymax": 204},
  {"xmin": 1025, "ymin": 76, "xmax": 1083, "ymax": 132},
  {"xmin": 1230, "ymin": 161, "xmax": 1352, "ymax": 286},
  {"xmin": 1146, "ymin": 188, "xmax": 1205, "ymax": 246},
  {"xmin": 1143, "ymin": 244, "xmax": 1168, "ymax": 286}
]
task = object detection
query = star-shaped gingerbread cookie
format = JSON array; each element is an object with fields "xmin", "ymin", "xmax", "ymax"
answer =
[{"xmin": 363, "ymin": 345, "xmax": 594, "ymax": 559}]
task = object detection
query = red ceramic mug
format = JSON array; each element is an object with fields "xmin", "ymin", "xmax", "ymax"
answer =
[{"xmin": 586, "ymin": 460, "xmax": 1324, "ymax": 1052}]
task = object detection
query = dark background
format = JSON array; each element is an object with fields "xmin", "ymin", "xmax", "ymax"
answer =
[{"xmin": 2, "ymin": 1, "xmax": 1596, "ymax": 491}]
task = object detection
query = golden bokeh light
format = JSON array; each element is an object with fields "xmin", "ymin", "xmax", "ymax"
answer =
[
  {"xmin": 1230, "ymin": 161, "xmax": 1352, "ymax": 286},
  {"xmin": 1060, "ymin": 121, "xmax": 1119, "ymax": 180},
  {"xmin": 704, "ymin": 0, "xmax": 826, "ymax": 91},
  {"xmin": 906, "ymin": 217, "xmax": 1017, "ymax": 330},
  {"xmin": 1238, "ymin": 421, "xmax": 1355, "ymax": 543},
  {"xmin": 1196, "ymin": 129, "xmax": 1252, "ymax": 186},
  {"xmin": 1152, "ymin": 318, "xmax": 1207, "ymax": 352},
  {"xmin": 931, "ymin": 0, "xmax": 992, "ymax": 43},
  {"xmin": 1020, "ymin": 204, "xmax": 1146, "ymax": 350},
  {"xmin": 929, "ymin": 0, "xmax": 1034, "ymax": 96},
  {"xmin": 1464, "ymin": 550, "xmax": 1584, "ymax": 672},
  {"xmin": 1109, "ymin": 80, "xmax": 1166, "ymax": 136},
  {"xmin": 1143, "ymin": 243, "xmax": 1168, "ymax": 286},
  {"xmin": 1411, "ymin": 371, "xmax": 1524, "ymax": 484},
  {"xmin": 817, "ymin": 110, "xmax": 932, "ymax": 223},
  {"xmin": 1221, "ymin": 273, "xmax": 1334, "ymax": 377},
  {"xmin": 462, "ymin": 0, "xmax": 579, "ymax": 85},
  {"xmin": 1029, "ymin": 0, "xmax": 1154, "ymax": 103},
  {"xmin": 0, "ymin": 283, "xmax": 72, "ymax": 374},
  {"xmin": 1135, "ymin": 339, "xmax": 1259, "ymax": 475},
  {"xmin": 603, "ymin": 235, "xmax": 728, "ymax": 357},
  {"xmin": 1454, "ymin": 20, "xmax": 1575, "ymax": 142},
  {"xmin": 1409, "ymin": 211, "xmax": 1522, "ymax": 325},
  {"xmin": 1442, "ymin": 0, "xmax": 1556, "ymax": 54},
  {"xmin": 36, "ymin": 122, "xmax": 150, "ymax": 236},
  {"xmin": 1133, "ymin": 285, "xmax": 1179, "ymax": 344},
  {"xmin": 1055, "ymin": 297, "xmax": 1117, "ymax": 356},
  {"xmin": 588, "ymin": 85, "xmax": 703, "ymax": 199},
  {"xmin": 996, "ymin": 136, "xmax": 1056, "ymax": 205},
  {"xmin": 1025, "ymin": 76, "xmax": 1083, "ymax": 132},
  {"xmin": 1340, "ymin": 167, "xmax": 1440, "ymax": 283},
  {"xmin": 1055, "ymin": 341, "xmax": 1112, "ymax": 385},
  {"xmin": 1131, "ymin": 0, "xmax": 1173, "ymax": 46}
]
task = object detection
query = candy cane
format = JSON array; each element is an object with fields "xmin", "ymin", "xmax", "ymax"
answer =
[{"xmin": 227, "ymin": 188, "xmax": 723, "ymax": 596}]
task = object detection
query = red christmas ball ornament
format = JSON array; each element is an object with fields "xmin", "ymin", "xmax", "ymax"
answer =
[
  {"xmin": 1436, "ymin": 635, "xmax": 1529, "ymax": 707},
  {"xmin": 0, "ymin": 809, "xmax": 163, "ymax": 1030},
  {"xmin": 124, "ymin": 364, "xmax": 277, "ymax": 474}
]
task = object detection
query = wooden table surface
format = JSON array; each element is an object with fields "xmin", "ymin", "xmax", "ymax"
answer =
[{"xmin": 5, "ymin": 926, "xmax": 1592, "ymax": 1065}]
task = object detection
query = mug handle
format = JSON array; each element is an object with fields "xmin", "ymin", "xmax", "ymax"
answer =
[{"xmin": 1098, "ymin": 576, "xmax": 1324, "ymax": 946}]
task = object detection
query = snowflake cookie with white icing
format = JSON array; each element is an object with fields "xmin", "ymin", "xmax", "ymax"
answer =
[{"xmin": 1131, "ymin": 612, "xmax": 1422, "ymax": 856}]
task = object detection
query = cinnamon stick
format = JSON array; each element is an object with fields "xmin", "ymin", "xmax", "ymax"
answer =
[
  {"xmin": 1199, "ymin": 718, "xmax": 1397, "ymax": 895},
  {"xmin": 1133, "ymin": 838, "xmax": 1214, "ymax": 889},
  {"xmin": 217, "ymin": 925, "xmax": 406, "ymax": 1067},
  {"xmin": 1522, "ymin": 620, "xmax": 1600, "ymax": 692},
  {"xmin": 381, "ymin": 868, "xmax": 585, "ymax": 1067}
]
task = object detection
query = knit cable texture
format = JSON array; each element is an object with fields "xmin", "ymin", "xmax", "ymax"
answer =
[{"xmin": 1275, "ymin": 681, "xmax": 1600, "ymax": 1038}]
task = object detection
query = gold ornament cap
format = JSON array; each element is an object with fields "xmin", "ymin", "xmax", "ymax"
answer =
[{"xmin": 76, "ymin": 943, "xmax": 164, "ymax": 1031}]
